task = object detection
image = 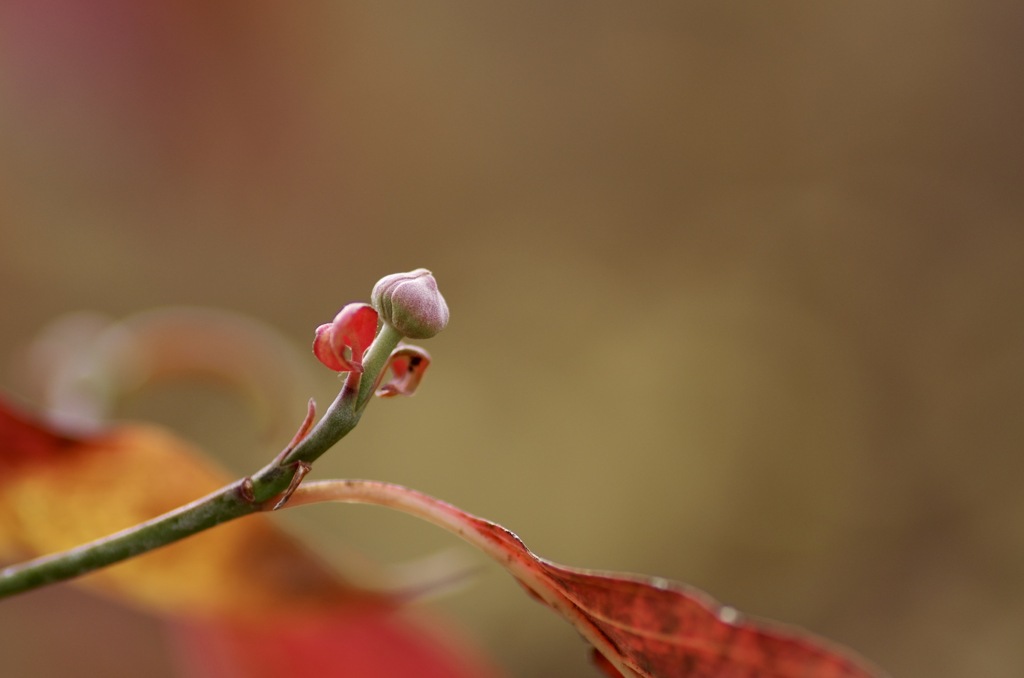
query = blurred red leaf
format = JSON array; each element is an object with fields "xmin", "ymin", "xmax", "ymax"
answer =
[
  {"xmin": 172, "ymin": 606, "xmax": 497, "ymax": 678},
  {"xmin": 293, "ymin": 480, "xmax": 889, "ymax": 678},
  {"xmin": 0, "ymin": 396, "xmax": 499, "ymax": 678}
]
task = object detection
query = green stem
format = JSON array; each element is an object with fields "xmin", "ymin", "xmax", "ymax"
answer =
[
  {"xmin": 356, "ymin": 322, "xmax": 403, "ymax": 410},
  {"xmin": 0, "ymin": 484, "xmax": 254, "ymax": 596},
  {"xmin": 0, "ymin": 322, "xmax": 405, "ymax": 599}
]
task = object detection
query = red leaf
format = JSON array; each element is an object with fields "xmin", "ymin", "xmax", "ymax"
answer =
[
  {"xmin": 533, "ymin": 564, "xmax": 877, "ymax": 678},
  {"xmin": 172, "ymin": 608, "xmax": 499, "ymax": 678},
  {"xmin": 0, "ymin": 396, "xmax": 80, "ymax": 473},
  {"xmin": 292, "ymin": 480, "xmax": 889, "ymax": 678}
]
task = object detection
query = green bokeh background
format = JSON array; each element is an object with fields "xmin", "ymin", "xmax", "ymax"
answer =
[{"xmin": 2, "ymin": 3, "xmax": 1022, "ymax": 676}]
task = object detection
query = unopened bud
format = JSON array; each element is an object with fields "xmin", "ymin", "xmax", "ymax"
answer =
[{"xmin": 371, "ymin": 269, "xmax": 449, "ymax": 339}]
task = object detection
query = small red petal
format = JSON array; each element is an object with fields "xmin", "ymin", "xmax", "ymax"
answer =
[
  {"xmin": 376, "ymin": 346, "xmax": 431, "ymax": 398},
  {"xmin": 313, "ymin": 324, "xmax": 354, "ymax": 372},
  {"xmin": 330, "ymin": 304, "xmax": 379, "ymax": 368}
]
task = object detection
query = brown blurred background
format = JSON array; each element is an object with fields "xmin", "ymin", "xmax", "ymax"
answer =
[{"xmin": 1, "ymin": 2, "xmax": 1022, "ymax": 676}]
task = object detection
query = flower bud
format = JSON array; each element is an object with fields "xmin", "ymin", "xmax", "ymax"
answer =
[{"xmin": 371, "ymin": 269, "xmax": 449, "ymax": 339}]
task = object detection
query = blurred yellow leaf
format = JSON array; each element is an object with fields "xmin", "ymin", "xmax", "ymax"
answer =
[{"xmin": 0, "ymin": 396, "xmax": 498, "ymax": 677}]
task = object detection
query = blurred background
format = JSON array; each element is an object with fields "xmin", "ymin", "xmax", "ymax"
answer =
[{"xmin": 1, "ymin": 2, "xmax": 1022, "ymax": 676}]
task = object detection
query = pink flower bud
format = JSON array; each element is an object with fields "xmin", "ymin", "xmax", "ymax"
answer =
[
  {"xmin": 312, "ymin": 303, "xmax": 378, "ymax": 372},
  {"xmin": 371, "ymin": 269, "xmax": 449, "ymax": 339}
]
